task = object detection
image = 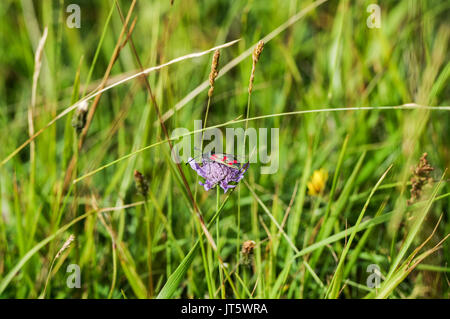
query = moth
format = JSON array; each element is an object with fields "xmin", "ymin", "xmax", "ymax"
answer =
[{"xmin": 187, "ymin": 151, "xmax": 244, "ymax": 169}]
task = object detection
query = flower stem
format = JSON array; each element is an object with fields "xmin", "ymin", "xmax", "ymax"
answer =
[
  {"xmin": 143, "ymin": 200, "xmax": 154, "ymax": 297},
  {"xmin": 216, "ymin": 185, "xmax": 225, "ymax": 298}
]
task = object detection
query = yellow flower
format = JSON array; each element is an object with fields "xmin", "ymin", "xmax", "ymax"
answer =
[{"xmin": 307, "ymin": 168, "xmax": 328, "ymax": 196}]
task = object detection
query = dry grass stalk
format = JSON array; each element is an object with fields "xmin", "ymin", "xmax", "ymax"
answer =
[
  {"xmin": 208, "ymin": 50, "xmax": 220, "ymax": 97},
  {"xmin": 248, "ymin": 40, "xmax": 264, "ymax": 94},
  {"xmin": 31, "ymin": 27, "xmax": 48, "ymax": 110},
  {"xmin": 40, "ymin": 234, "xmax": 75, "ymax": 298},
  {"xmin": 28, "ymin": 27, "xmax": 48, "ymax": 166}
]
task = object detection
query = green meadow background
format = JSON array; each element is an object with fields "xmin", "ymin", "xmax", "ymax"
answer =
[{"xmin": 0, "ymin": 0, "xmax": 449, "ymax": 299}]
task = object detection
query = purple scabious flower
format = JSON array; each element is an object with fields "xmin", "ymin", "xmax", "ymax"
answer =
[{"xmin": 188, "ymin": 157, "xmax": 249, "ymax": 193}]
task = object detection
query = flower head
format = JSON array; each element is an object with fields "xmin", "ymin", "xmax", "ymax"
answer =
[
  {"xmin": 188, "ymin": 157, "xmax": 249, "ymax": 193},
  {"xmin": 307, "ymin": 168, "xmax": 328, "ymax": 196}
]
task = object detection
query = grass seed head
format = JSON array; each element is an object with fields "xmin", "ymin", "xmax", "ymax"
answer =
[
  {"xmin": 248, "ymin": 40, "xmax": 264, "ymax": 94},
  {"xmin": 240, "ymin": 240, "xmax": 256, "ymax": 265},
  {"xmin": 55, "ymin": 234, "xmax": 75, "ymax": 259},
  {"xmin": 208, "ymin": 50, "xmax": 220, "ymax": 97},
  {"xmin": 252, "ymin": 40, "xmax": 264, "ymax": 64},
  {"xmin": 71, "ymin": 101, "xmax": 89, "ymax": 134},
  {"xmin": 407, "ymin": 152, "xmax": 434, "ymax": 205},
  {"xmin": 241, "ymin": 240, "xmax": 256, "ymax": 254},
  {"xmin": 134, "ymin": 170, "xmax": 149, "ymax": 197}
]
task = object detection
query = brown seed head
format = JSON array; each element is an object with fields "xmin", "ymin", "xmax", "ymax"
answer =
[
  {"xmin": 249, "ymin": 41, "xmax": 264, "ymax": 94},
  {"xmin": 241, "ymin": 240, "xmax": 256, "ymax": 255},
  {"xmin": 407, "ymin": 152, "xmax": 434, "ymax": 205},
  {"xmin": 208, "ymin": 50, "xmax": 220, "ymax": 97},
  {"xmin": 240, "ymin": 240, "xmax": 256, "ymax": 266},
  {"xmin": 252, "ymin": 40, "xmax": 264, "ymax": 64},
  {"xmin": 134, "ymin": 170, "xmax": 149, "ymax": 197}
]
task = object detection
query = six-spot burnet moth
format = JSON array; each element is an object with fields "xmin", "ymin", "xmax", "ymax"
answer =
[{"xmin": 186, "ymin": 151, "xmax": 246, "ymax": 170}]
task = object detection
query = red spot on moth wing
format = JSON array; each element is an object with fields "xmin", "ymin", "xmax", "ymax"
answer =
[
  {"xmin": 223, "ymin": 156, "xmax": 227, "ymax": 160},
  {"xmin": 233, "ymin": 160, "xmax": 237, "ymax": 163}
]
